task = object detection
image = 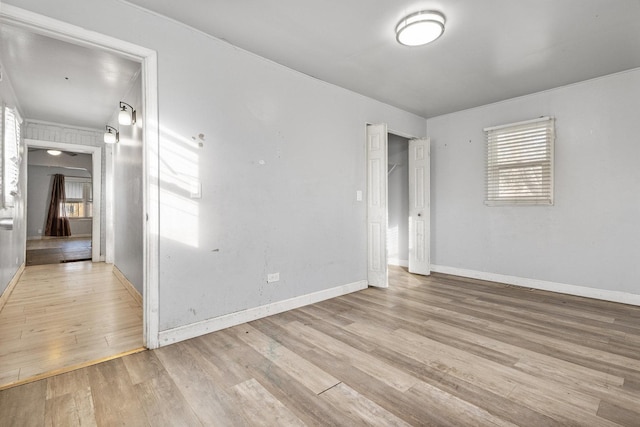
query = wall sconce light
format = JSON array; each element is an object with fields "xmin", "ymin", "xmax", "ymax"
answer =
[
  {"xmin": 104, "ymin": 125, "xmax": 119, "ymax": 144},
  {"xmin": 118, "ymin": 101, "xmax": 136, "ymax": 126}
]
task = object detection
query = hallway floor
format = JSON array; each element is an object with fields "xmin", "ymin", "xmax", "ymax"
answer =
[
  {"xmin": 26, "ymin": 236, "xmax": 92, "ymax": 266},
  {"xmin": 0, "ymin": 261, "xmax": 143, "ymax": 389}
]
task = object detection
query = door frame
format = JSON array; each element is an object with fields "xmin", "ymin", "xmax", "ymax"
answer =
[
  {"xmin": 366, "ymin": 123, "xmax": 430, "ymax": 286},
  {"xmin": 25, "ymin": 140, "xmax": 102, "ymax": 263},
  {"xmin": 1, "ymin": 5, "xmax": 161, "ymax": 349}
]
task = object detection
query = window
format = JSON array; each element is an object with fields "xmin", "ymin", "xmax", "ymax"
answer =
[
  {"xmin": 2, "ymin": 105, "xmax": 22, "ymax": 208},
  {"xmin": 485, "ymin": 117, "xmax": 554, "ymax": 206},
  {"xmin": 63, "ymin": 177, "xmax": 93, "ymax": 218}
]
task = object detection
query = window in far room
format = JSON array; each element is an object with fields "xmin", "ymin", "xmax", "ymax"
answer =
[
  {"xmin": 485, "ymin": 116, "xmax": 554, "ymax": 206},
  {"xmin": 63, "ymin": 177, "xmax": 93, "ymax": 218},
  {"xmin": 2, "ymin": 105, "xmax": 22, "ymax": 208}
]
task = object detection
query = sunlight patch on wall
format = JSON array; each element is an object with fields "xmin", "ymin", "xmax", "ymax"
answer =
[
  {"xmin": 157, "ymin": 125, "xmax": 202, "ymax": 248},
  {"xmin": 160, "ymin": 189, "xmax": 199, "ymax": 248}
]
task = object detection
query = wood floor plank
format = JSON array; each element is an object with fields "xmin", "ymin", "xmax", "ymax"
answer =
[
  {"xmin": 597, "ymin": 400, "xmax": 640, "ymax": 427},
  {"xmin": 346, "ymin": 322, "xmax": 617, "ymax": 426},
  {"xmin": 284, "ymin": 320, "xmax": 420, "ymax": 392},
  {"xmin": 133, "ymin": 368, "xmax": 202, "ymax": 426},
  {"xmin": 86, "ymin": 358, "xmax": 149, "ymax": 426},
  {"xmin": 2, "ymin": 266, "xmax": 640, "ymax": 426},
  {"xmin": 424, "ymin": 318, "xmax": 624, "ymax": 387},
  {"xmin": 320, "ymin": 382, "xmax": 412, "ymax": 426},
  {"xmin": 44, "ymin": 387, "xmax": 97, "ymax": 427},
  {"xmin": 405, "ymin": 381, "xmax": 518, "ymax": 427},
  {"xmin": 229, "ymin": 323, "xmax": 340, "ymax": 395},
  {"xmin": 368, "ymin": 340, "xmax": 563, "ymax": 426},
  {"xmin": 0, "ymin": 261, "xmax": 143, "ymax": 389},
  {"xmin": 153, "ymin": 339, "xmax": 249, "ymax": 425},
  {"xmin": 45, "ymin": 368, "xmax": 91, "ymax": 400},
  {"xmin": 231, "ymin": 378, "xmax": 306, "ymax": 426},
  {"xmin": 0, "ymin": 379, "xmax": 47, "ymax": 426},
  {"xmin": 248, "ymin": 317, "xmax": 444, "ymax": 425}
]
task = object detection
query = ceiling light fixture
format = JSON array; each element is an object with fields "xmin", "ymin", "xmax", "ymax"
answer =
[
  {"xmin": 47, "ymin": 149, "xmax": 62, "ymax": 156},
  {"xmin": 104, "ymin": 125, "xmax": 119, "ymax": 144},
  {"xmin": 118, "ymin": 101, "xmax": 136, "ymax": 126},
  {"xmin": 396, "ymin": 10, "xmax": 445, "ymax": 47}
]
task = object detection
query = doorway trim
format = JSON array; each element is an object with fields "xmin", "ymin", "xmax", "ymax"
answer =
[
  {"xmin": 25, "ymin": 139, "xmax": 102, "ymax": 262},
  {"xmin": 2, "ymin": 5, "xmax": 161, "ymax": 349},
  {"xmin": 366, "ymin": 123, "xmax": 430, "ymax": 286}
]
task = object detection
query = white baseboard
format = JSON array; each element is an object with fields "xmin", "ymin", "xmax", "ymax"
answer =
[
  {"xmin": 113, "ymin": 266, "xmax": 143, "ymax": 307},
  {"xmin": 430, "ymin": 264, "xmax": 640, "ymax": 307},
  {"xmin": 159, "ymin": 279, "xmax": 368, "ymax": 346},
  {"xmin": 388, "ymin": 258, "xmax": 409, "ymax": 268},
  {"xmin": 0, "ymin": 263, "xmax": 25, "ymax": 312}
]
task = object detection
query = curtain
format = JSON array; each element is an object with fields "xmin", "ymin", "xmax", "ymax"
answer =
[{"xmin": 45, "ymin": 174, "xmax": 72, "ymax": 237}]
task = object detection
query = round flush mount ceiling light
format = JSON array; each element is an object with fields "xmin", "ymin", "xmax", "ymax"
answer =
[
  {"xmin": 47, "ymin": 150, "xmax": 62, "ymax": 156},
  {"xmin": 396, "ymin": 10, "xmax": 445, "ymax": 46}
]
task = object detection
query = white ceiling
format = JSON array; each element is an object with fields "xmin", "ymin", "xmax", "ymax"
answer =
[
  {"xmin": 0, "ymin": 24, "xmax": 140, "ymax": 129},
  {"xmin": 1, "ymin": 1, "xmax": 639, "ymax": 128},
  {"xmin": 126, "ymin": 0, "xmax": 640, "ymax": 118}
]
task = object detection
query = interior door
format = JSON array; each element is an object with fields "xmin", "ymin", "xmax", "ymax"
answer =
[
  {"xmin": 408, "ymin": 138, "xmax": 430, "ymax": 275},
  {"xmin": 366, "ymin": 124, "xmax": 388, "ymax": 287}
]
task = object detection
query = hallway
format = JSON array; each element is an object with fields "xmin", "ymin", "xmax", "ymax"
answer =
[
  {"xmin": 0, "ymin": 262, "xmax": 144, "ymax": 389},
  {"xmin": 25, "ymin": 237, "xmax": 92, "ymax": 266}
]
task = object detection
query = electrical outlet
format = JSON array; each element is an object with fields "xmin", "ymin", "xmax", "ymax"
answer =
[{"xmin": 267, "ymin": 272, "xmax": 280, "ymax": 283}]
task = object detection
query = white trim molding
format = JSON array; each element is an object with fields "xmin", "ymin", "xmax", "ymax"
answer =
[
  {"xmin": 113, "ymin": 265, "xmax": 143, "ymax": 307},
  {"xmin": 0, "ymin": 263, "xmax": 25, "ymax": 312},
  {"xmin": 431, "ymin": 265, "xmax": 640, "ymax": 307},
  {"xmin": 3, "ymin": 4, "xmax": 161, "ymax": 350},
  {"xmin": 159, "ymin": 280, "xmax": 368, "ymax": 346},
  {"xmin": 25, "ymin": 139, "xmax": 102, "ymax": 262}
]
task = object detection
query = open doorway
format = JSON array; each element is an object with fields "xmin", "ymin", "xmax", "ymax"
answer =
[
  {"xmin": 26, "ymin": 148, "xmax": 94, "ymax": 266},
  {"xmin": 387, "ymin": 133, "xmax": 410, "ymax": 268},
  {"xmin": 1, "ymin": 3, "xmax": 159, "ymax": 350},
  {"xmin": 366, "ymin": 124, "xmax": 430, "ymax": 288},
  {"xmin": 0, "ymin": 4, "xmax": 160, "ymax": 390}
]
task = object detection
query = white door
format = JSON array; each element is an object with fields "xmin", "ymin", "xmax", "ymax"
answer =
[
  {"xmin": 408, "ymin": 138, "xmax": 430, "ymax": 275},
  {"xmin": 366, "ymin": 124, "xmax": 388, "ymax": 287}
]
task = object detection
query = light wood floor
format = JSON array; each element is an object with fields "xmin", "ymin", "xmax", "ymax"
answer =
[
  {"xmin": 26, "ymin": 237, "xmax": 92, "ymax": 266},
  {"xmin": 0, "ymin": 261, "xmax": 143, "ymax": 389},
  {"xmin": 2, "ymin": 266, "xmax": 640, "ymax": 426}
]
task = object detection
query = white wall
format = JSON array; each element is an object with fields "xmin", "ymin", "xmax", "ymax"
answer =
[
  {"xmin": 112, "ymin": 73, "xmax": 143, "ymax": 294},
  {"xmin": 388, "ymin": 134, "xmax": 409, "ymax": 265},
  {"xmin": 5, "ymin": 0, "xmax": 426, "ymax": 333},
  {"xmin": 428, "ymin": 69, "xmax": 640, "ymax": 296},
  {"xmin": 0, "ymin": 63, "xmax": 26, "ymax": 296}
]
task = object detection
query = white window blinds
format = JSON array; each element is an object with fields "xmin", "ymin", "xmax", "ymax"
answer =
[
  {"xmin": 485, "ymin": 117, "xmax": 554, "ymax": 206},
  {"xmin": 65, "ymin": 178, "xmax": 92, "ymax": 201},
  {"xmin": 3, "ymin": 106, "xmax": 21, "ymax": 208},
  {"xmin": 65, "ymin": 180, "xmax": 85, "ymax": 200}
]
